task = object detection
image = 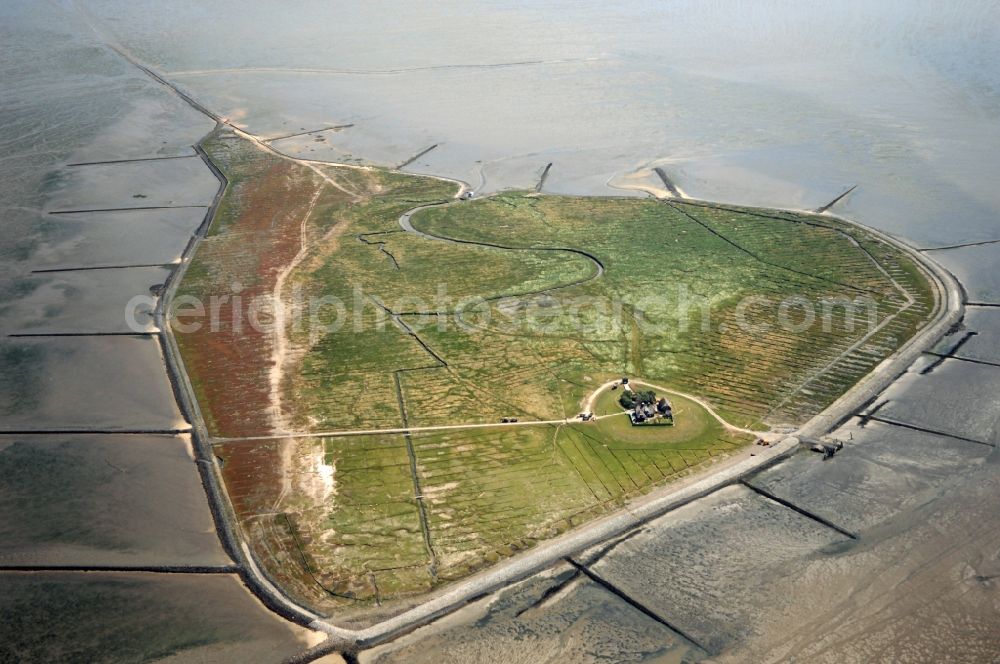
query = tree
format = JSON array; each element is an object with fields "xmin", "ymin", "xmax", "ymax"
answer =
[{"xmin": 634, "ymin": 390, "xmax": 656, "ymax": 405}]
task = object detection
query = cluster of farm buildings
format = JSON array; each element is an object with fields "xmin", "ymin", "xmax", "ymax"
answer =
[
  {"xmin": 616, "ymin": 377, "xmax": 674, "ymax": 426},
  {"xmin": 630, "ymin": 397, "xmax": 673, "ymax": 425}
]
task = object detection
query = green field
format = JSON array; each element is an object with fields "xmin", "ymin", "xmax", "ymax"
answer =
[{"xmin": 176, "ymin": 129, "xmax": 935, "ymax": 616}]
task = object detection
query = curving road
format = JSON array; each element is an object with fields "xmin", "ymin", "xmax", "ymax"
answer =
[
  {"xmin": 581, "ymin": 378, "xmax": 766, "ymax": 438},
  {"xmin": 211, "ymin": 377, "xmax": 765, "ymax": 445}
]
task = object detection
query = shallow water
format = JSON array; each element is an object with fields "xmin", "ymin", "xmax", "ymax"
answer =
[
  {"xmin": 80, "ymin": 0, "xmax": 1000, "ymax": 248},
  {"xmin": 926, "ymin": 243, "xmax": 1000, "ymax": 303},
  {"xmin": 0, "ymin": 266, "xmax": 170, "ymax": 334},
  {"xmin": 30, "ymin": 208, "xmax": 208, "ymax": 269},
  {"xmin": 44, "ymin": 157, "xmax": 217, "ymax": 213},
  {"xmin": 0, "ymin": 2, "xmax": 214, "ymax": 430},
  {"xmin": 0, "ymin": 336, "xmax": 186, "ymax": 431}
]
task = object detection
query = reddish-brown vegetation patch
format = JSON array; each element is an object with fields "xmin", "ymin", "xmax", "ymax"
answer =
[
  {"xmin": 176, "ymin": 137, "xmax": 338, "ymax": 437},
  {"xmin": 216, "ymin": 440, "xmax": 283, "ymax": 517}
]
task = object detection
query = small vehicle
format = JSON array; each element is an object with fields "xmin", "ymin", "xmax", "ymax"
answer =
[
  {"xmin": 461, "ymin": 190, "xmax": 475, "ymax": 200},
  {"xmin": 578, "ymin": 412, "xmax": 593, "ymax": 421}
]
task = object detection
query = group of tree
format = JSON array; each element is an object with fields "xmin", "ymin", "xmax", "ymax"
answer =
[{"xmin": 619, "ymin": 389, "xmax": 656, "ymax": 409}]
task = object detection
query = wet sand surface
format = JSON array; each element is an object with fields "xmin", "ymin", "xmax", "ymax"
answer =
[
  {"xmin": 934, "ymin": 306, "xmax": 1000, "ymax": 364},
  {"xmin": 360, "ymin": 563, "xmax": 706, "ymax": 664},
  {"xmin": 749, "ymin": 419, "xmax": 992, "ymax": 535},
  {"xmin": 874, "ymin": 359, "xmax": 1000, "ymax": 445},
  {"xmin": 0, "ymin": 1, "xmax": 318, "ymax": 659},
  {"xmin": 2, "ymin": 1, "xmax": 999, "ymax": 662},
  {"xmin": 0, "ymin": 433, "xmax": 228, "ymax": 566},
  {"xmin": 584, "ymin": 485, "xmax": 851, "ymax": 655},
  {"xmin": 0, "ymin": 571, "xmax": 315, "ymax": 663},
  {"xmin": 710, "ymin": 451, "xmax": 1000, "ymax": 662}
]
